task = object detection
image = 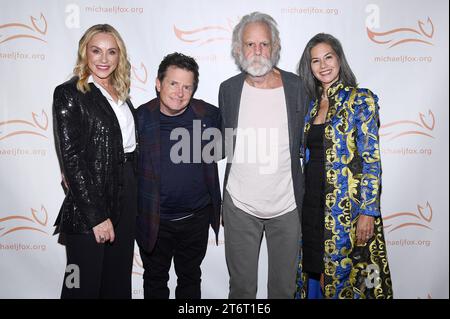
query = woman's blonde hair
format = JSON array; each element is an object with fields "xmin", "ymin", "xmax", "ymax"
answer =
[{"xmin": 73, "ymin": 24, "xmax": 131, "ymax": 101}]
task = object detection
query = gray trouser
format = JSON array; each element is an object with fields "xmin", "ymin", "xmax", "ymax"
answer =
[{"xmin": 223, "ymin": 190, "xmax": 301, "ymax": 299}]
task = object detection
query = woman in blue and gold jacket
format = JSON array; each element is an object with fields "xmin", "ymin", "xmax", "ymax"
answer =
[{"xmin": 295, "ymin": 33, "xmax": 393, "ymax": 299}]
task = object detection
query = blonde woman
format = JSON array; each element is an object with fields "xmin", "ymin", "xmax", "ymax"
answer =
[{"xmin": 53, "ymin": 24, "xmax": 137, "ymax": 298}]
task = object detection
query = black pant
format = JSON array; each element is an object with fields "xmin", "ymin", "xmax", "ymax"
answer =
[
  {"xmin": 139, "ymin": 205, "xmax": 210, "ymax": 299},
  {"xmin": 60, "ymin": 161, "xmax": 137, "ymax": 299}
]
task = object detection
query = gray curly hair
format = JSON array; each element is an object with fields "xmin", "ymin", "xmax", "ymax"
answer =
[{"xmin": 231, "ymin": 12, "xmax": 281, "ymax": 70}]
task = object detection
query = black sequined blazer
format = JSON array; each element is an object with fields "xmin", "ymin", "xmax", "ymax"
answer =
[{"xmin": 52, "ymin": 76, "xmax": 137, "ymax": 234}]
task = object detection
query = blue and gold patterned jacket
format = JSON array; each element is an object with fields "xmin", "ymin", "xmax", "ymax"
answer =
[
  {"xmin": 298, "ymin": 81, "xmax": 392, "ymax": 299},
  {"xmin": 304, "ymin": 81, "xmax": 381, "ymax": 219}
]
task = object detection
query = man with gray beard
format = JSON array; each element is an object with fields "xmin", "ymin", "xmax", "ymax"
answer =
[{"xmin": 218, "ymin": 12, "xmax": 306, "ymax": 298}]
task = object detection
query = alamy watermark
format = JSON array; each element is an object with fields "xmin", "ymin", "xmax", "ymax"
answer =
[
  {"xmin": 65, "ymin": 264, "xmax": 80, "ymax": 289},
  {"xmin": 169, "ymin": 120, "xmax": 280, "ymax": 175}
]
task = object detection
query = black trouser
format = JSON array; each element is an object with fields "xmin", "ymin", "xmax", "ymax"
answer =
[
  {"xmin": 139, "ymin": 205, "xmax": 210, "ymax": 299},
  {"xmin": 60, "ymin": 161, "xmax": 137, "ymax": 299}
]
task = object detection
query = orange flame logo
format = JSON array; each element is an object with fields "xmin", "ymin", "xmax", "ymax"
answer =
[
  {"xmin": 132, "ymin": 251, "xmax": 144, "ymax": 276},
  {"xmin": 173, "ymin": 18, "xmax": 238, "ymax": 46},
  {"xmin": 0, "ymin": 205, "xmax": 49, "ymax": 237},
  {"xmin": 384, "ymin": 202, "xmax": 433, "ymax": 233},
  {"xmin": 367, "ymin": 17, "xmax": 434, "ymax": 48},
  {"xmin": 0, "ymin": 13, "xmax": 48, "ymax": 45},
  {"xmin": 380, "ymin": 109, "xmax": 435, "ymax": 141},
  {"xmin": 0, "ymin": 110, "xmax": 48, "ymax": 141},
  {"xmin": 131, "ymin": 62, "xmax": 149, "ymax": 92}
]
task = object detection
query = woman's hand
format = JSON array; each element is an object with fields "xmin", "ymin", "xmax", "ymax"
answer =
[
  {"xmin": 356, "ymin": 215, "xmax": 374, "ymax": 245},
  {"xmin": 93, "ymin": 218, "xmax": 115, "ymax": 244}
]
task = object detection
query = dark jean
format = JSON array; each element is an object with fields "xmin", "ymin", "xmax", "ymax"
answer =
[{"xmin": 139, "ymin": 205, "xmax": 210, "ymax": 299}]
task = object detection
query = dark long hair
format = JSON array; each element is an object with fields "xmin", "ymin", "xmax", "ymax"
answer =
[{"xmin": 298, "ymin": 33, "xmax": 357, "ymax": 100}]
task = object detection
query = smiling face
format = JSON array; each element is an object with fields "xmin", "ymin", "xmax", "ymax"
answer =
[
  {"xmin": 310, "ymin": 42, "xmax": 341, "ymax": 90},
  {"xmin": 156, "ymin": 66, "xmax": 195, "ymax": 116},
  {"xmin": 86, "ymin": 32, "xmax": 119, "ymax": 85}
]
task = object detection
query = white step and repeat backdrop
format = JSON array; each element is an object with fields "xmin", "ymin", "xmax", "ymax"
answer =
[{"xmin": 0, "ymin": 0, "xmax": 448, "ymax": 299}]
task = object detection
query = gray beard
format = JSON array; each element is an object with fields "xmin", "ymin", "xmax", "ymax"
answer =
[{"xmin": 240, "ymin": 55, "xmax": 273, "ymax": 77}]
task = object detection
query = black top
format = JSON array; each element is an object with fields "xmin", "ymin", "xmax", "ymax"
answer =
[
  {"xmin": 160, "ymin": 106, "xmax": 211, "ymax": 220},
  {"xmin": 302, "ymin": 123, "xmax": 325, "ymax": 274}
]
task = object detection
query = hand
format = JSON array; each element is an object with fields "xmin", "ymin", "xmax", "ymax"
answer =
[
  {"xmin": 93, "ymin": 218, "xmax": 115, "ymax": 244},
  {"xmin": 356, "ymin": 215, "xmax": 374, "ymax": 246}
]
